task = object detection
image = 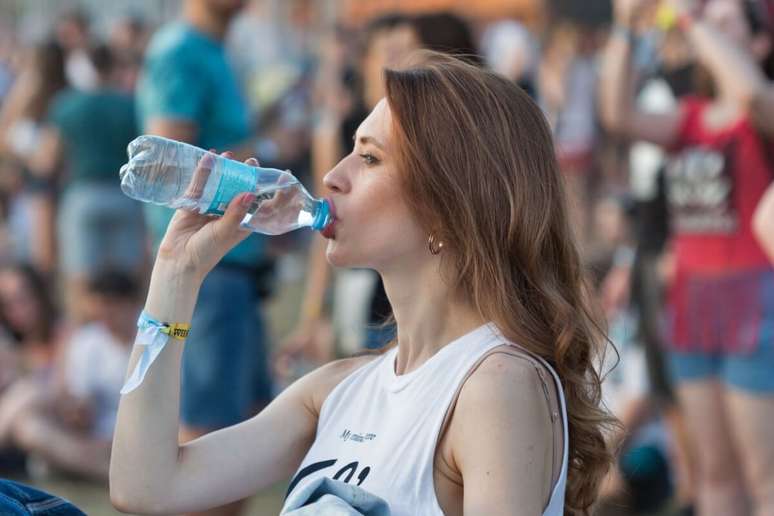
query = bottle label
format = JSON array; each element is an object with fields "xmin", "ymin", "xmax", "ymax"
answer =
[{"xmin": 205, "ymin": 159, "xmax": 258, "ymax": 215}]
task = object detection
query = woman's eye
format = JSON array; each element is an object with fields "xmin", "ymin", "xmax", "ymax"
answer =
[{"xmin": 359, "ymin": 153, "xmax": 379, "ymax": 166}]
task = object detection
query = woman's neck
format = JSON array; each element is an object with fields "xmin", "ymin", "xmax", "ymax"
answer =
[{"xmin": 382, "ymin": 264, "xmax": 486, "ymax": 376}]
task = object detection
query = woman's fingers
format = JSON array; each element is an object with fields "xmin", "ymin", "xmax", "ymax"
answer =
[
  {"xmin": 209, "ymin": 191, "xmax": 255, "ymax": 251},
  {"xmin": 183, "ymin": 152, "xmax": 216, "ymax": 201}
]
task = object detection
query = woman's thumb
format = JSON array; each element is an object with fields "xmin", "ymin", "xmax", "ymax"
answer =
[
  {"xmin": 227, "ymin": 192, "xmax": 256, "ymax": 222},
  {"xmin": 214, "ymin": 192, "xmax": 255, "ymax": 243}
]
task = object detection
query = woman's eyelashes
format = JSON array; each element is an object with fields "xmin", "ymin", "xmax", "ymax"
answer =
[{"xmin": 359, "ymin": 153, "xmax": 380, "ymax": 166}]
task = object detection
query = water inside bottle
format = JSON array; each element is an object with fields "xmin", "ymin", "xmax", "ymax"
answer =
[{"xmin": 240, "ymin": 180, "xmax": 324, "ymax": 235}]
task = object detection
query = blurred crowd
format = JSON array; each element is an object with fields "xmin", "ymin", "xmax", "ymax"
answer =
[{"xmin": 0, "ymin": 0, "xmax": 773, "ymax": 515}]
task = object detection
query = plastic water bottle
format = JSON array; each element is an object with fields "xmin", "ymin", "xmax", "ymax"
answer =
[{"xmin": 119, "ymin": 135, "xmax": 331, "ymax": 235}]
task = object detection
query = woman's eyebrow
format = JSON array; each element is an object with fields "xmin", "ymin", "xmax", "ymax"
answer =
[{"xmin": 353, "ymin": 133, "xmax": 385, "ymax": 151}]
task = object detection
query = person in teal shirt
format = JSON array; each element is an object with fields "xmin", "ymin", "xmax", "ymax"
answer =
[
  {"xmin": 136, "ymin": 7, "xmax": 273, "ymax": 513},
  {"xmin": 43, "ymin": 44, "xmax": 145, "ymax": 321},
  {"xmin": 137, "ymin": 18, "xmax": 263, "ymax": 265},
  {"xmin": 49, "ymin": 84, "xmax": 136, "ymax": 186}
]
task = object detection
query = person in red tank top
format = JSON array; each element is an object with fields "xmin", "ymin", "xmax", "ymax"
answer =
[{"xmin": 601, "ymin": 1, "xmax": 774, "ymax": 515}]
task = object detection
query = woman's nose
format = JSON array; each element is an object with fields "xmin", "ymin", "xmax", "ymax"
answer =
[{"xmin": 323, "ymin": 158, "xmax": 351, "ymax": 194}]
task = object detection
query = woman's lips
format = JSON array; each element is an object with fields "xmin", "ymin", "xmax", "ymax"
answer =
[
  {"xmin": 322, "ymin": 197, "xmax": 337, "ymax": 239},
  {"xmin": 321, "ymin": 221, "xmax": 336, "ymax": 239}
]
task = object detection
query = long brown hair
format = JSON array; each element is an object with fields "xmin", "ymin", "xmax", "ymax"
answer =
[
  {"xmin": 21, "ymin": 40, "xmax": 67, "ymax": 121},
  {"xmin": 384, "ymin": 51, "xmax": 617, "ymax": 514}
]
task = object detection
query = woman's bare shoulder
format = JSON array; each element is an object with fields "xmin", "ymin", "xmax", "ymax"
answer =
[
  {"xmin": 446, "ymin": 348, "xmax": 556, "ymax": 512},
  {"xmin": 298, "ymin": 353, "xmax": 383, "ymax": 417}
]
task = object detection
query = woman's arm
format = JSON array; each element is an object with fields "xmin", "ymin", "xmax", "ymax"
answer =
[
  {"xmin": 109, "ymin": 155, "xmax": 322, "ymax": 514},
  {"xmin": 753, "ymin": 183, "xmax": 774, "ymax": 264},
  {"xmin": 665, "ymin": 0, "xmax": 774, "ymax": 137},
  {"xmin": 451, "ymin": 353, "xmax": 556, "ymax": 515},
  {"xmin": 599, "ymin": 0, "xmax": 682, "ymax": 146},
  {"xmin": 672, "ymin": 0, "xmax": 767, "ymax": 109}
]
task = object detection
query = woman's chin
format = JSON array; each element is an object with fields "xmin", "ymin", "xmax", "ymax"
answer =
[
  {"xmin": 325, "ymin": 243, "xmax": 348, "ymax": 268},
  {"xmin": 325, "ymin": 242, "xmax": 364, "ymax": 269}
]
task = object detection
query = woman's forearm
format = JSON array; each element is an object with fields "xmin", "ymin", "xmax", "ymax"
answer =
[
  {"xmin": 687, "ymin": 19, "xmax": 767, "ymax": 107},
  {"xmin": 599, "ymin": 27, "xmax": 636, "ymax": 135},
  {"xmin": 109, "ymin": 261, "xmax": 201, "ymax": 511}
]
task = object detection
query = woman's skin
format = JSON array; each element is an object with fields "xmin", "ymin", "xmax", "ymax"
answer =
[
  {"xmin": 110, "ymin": 100, "xmax": 555, "ymax": 515},
  {"xmin": 754, "ymin": 183, "xmax": 774, "ymax": 263},
  {"xmin": 600, "ymin": 1, "xmax": 774, "ymax": 514}
]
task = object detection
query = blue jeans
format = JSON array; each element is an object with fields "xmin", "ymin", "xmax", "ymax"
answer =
[
  {"xmin": 57, "ymin": 182, "xmax": 146, "ymax": 275},
  {"xmin": 363, "ymin": 325, "xmax": 395, "ymax": 350},
  {"xmin": 0, "ymin": 479, "xmax": 85, "ymax": 515},
  {"xmin": 180, "ymin": 263, "xmax": 273, "ymax": 429}
]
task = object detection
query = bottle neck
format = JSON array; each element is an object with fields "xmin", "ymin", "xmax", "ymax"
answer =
[{"xmin": 310, "ymin": 198, "xmax": 331, "ymax": 231}]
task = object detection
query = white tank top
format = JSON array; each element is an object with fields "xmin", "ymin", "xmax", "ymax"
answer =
[{"xmin": 282, "ymin": 323, "xmax": 569, "ymax": 515}]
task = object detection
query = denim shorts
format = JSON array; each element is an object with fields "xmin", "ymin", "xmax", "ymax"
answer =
[
  {"xmin": 668, "ymin": 338, "xmax": 774, "ymax": 393},
  {"xmin": 0, "ymin": 479, "xmax": 85, "ymax": 515},
  {"xmin": 57, "ymin": 182, "xmax": 146, "ymax": 276},
  {"xmin": 180, "ymin": 263, "xmax": 273, "ymax": 429},
  {"xmin": 667, "ymin": 268, "xmax": 774, "ymax": 393}
]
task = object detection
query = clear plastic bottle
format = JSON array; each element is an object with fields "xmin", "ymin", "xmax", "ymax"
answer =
[{"xmin": 119, "ymin": 135, "xmax": 331, "ymax": 235}]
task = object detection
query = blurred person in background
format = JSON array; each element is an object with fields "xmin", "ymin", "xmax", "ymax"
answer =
[
  {"xmin": 597, "ymin": 257, "xmax": 675, "ymax": 516},
  {"xmin": 412, "ymin": 11, "xmax": 481, "ymax": 65},
  {"xmin": 137, "ymin": 1, "xmax": 281, "ymax": 513},
  {"xmin": 228, "ymin": 0, "xmax": 315, "ymax": 174},
  {"xmin": 278, "ymin": 13, "xmax": 421, "ymax": 374},
  {"xmin": 601, "ymin": 0, "xmax": 774, "ymax": 514},
  {"xmin": 0, "ymin": 264, "xmax": 63, "ymax": 380},
  {"xmin": 481, "ymin": 19, "xmax": 539, "ymax": 99},
  {"xmin": 0, "ymin": 263, "xmax": 68, "ymax": 473},
  {"xmin": 108, "ymin": 14, "xmax": 149, "ymax": 93},
  {"xmin": 0, "ymin": 270, "xmax": 137, "ymax": 482},
  {"xmin": 539, "ymin": 21, "xmax": 600, "ymax": 251},
  {"xmin": 30, "ymin": 44, "xmax": 143, "ymax": 324},
  {"xmin": 54, "ymin": 7, "xmax": 98, "ymax": 92},
  {"xmin": 607, "ymin": 24, "xmax": 699, "ymax": 514},
  {"xmin": 109, "ymin": 13, "xmax": 149, "ymax": 59},
  {"xmin": 0, "ymin": 40, "xmax": 67, "ymax": 275}
]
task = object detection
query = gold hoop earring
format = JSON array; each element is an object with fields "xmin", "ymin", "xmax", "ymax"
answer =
[{"xmin": 428, "ymin": 233, "xmax": 444, "ymax": 255}]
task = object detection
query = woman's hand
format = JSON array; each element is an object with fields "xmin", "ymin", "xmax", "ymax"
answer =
[{"xmin": 155, "ymin": 152, "xmax": 259, "ymax": 280}]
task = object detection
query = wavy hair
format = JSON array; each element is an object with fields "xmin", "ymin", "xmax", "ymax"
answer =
[{"xmin": 384, "ymin": 51, "xmax": 618, "ymax": 514}]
